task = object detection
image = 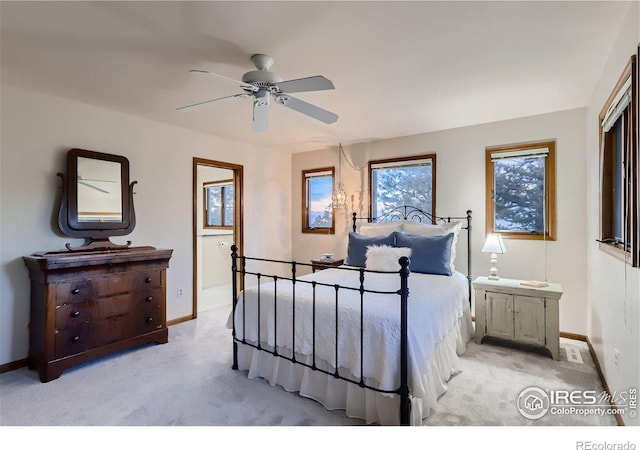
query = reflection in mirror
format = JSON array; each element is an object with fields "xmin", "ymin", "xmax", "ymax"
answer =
[{"xmin": 77, "ymin": 157, "xmax": 123, "ymax": 223}]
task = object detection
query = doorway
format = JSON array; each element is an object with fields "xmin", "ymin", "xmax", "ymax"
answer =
[{"xmin": 193, "ymin": 158, "xmax": 243, "ymax": 317}]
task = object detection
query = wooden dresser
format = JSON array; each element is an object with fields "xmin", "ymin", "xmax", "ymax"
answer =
[{"xmin": 23, "ymin": 246, "xmax": 173, "ymax": 382}]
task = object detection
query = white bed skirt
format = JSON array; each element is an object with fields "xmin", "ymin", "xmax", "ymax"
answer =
[{"xmin": 235, "ymin": 310, "xmax": 474, "ymax": 425}]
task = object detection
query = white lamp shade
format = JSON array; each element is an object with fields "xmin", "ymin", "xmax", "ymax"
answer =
[{"xmin": 482, "ymin": 234, "xmax": 507, "ymax": 254}]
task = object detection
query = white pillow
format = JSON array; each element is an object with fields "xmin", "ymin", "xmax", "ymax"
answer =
[
  {"xmin": 365, "ymin": 245, "xmax": 412, "ymax": 271},
  {"xmin": 402, "ymin": 221, "xmax": 462, "ymax": 271},
  {"xmin": 358, "ymin": 221, "xmax": 405, "ymax": 236}
]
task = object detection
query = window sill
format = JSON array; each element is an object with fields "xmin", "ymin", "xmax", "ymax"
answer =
[
  {"xmin": 493, "ymin": 231, "xmax": 556, "ymax": 241},
  {"xmin": 598, "ymin": 242, "xmax": 633, "ymax": 265},
  {"xmin": 302, "ymin": 228, "xmax": 335, "ymax": 235}
]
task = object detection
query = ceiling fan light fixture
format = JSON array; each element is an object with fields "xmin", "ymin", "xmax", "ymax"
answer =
[{"xmin": 254, "ymin": 90, "xmax": 269, "ymax": 107}]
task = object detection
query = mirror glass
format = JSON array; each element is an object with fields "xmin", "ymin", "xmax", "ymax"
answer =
[{"xmin": 77, "ymin": 156, "xmax": 123, "ymax": 223}]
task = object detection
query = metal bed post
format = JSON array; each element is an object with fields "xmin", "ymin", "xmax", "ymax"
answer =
[
  {"xmin": 399, "ymin": 256, "xmax": 411, "ymax": 425},
  {"xmin": 466, "ymin": 210, "xmax": 472, "ymax": 307},
  {"xmin": 231, "ymin": 244, "xmax": 239, "ymax": 370}
]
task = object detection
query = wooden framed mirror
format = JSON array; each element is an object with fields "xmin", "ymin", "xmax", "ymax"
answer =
[{"xmin": 57, "ymin": 148, "xmax": 136, "ymax": 251}]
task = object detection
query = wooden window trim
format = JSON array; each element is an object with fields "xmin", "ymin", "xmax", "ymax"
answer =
[
  {"xmin": 598, "ymin": 53, "xmax": 638, "ymax": 267},
  {"xmin": 203, "ymin": 179, "xmax": 234, "ymax": 230},
  {"xmin": 485, "ymin": 140, "xmax": 557, "ymax": 241},
  {"xmin": 367, "ymin": 153, "xmax": 437, "ymax": 221},
  {"xmin": 302, "ymin": 167, "xmax": 335, "ymax": 234}
]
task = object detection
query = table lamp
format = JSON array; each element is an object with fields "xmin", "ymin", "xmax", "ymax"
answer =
[{"xmin": 482, "ymin": 234, "xmax": 507, "ymax": 280}]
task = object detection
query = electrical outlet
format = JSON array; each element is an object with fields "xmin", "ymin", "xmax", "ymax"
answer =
[
  {"xmin": 614, "ymin": 348, "xmax": 619, "ymax": 369},
  {"xmin": 177, "ymin": 288, "xmax": 184, "ymax": 299}
]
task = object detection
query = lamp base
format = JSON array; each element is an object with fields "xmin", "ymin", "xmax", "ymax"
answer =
[{"xmin": 488, "ymin": 255, "xmax": 499, "ymax": 280}]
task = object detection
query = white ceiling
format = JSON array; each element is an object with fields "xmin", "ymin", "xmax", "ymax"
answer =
[{"xmin": 0, "ymin": 1, "xmax": 632, "ymax": 153}]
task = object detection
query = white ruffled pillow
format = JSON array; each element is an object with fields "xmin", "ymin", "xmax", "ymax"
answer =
[
  {"xmin": 402, "ymin": 220, "xmax": 462, "ymax": 271},
  {"xmin": 365, "ymin": 245, "xmax": 412, "ymax": 271}
]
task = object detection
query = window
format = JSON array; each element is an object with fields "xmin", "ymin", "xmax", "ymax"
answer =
[
  {"xmin": 204, "ymin": 180, "xmax": 234, "ymax": 228},
  {"xmin": 368, "ymin": 154, "xmax": 436, "ymax": 220},
  {"xmin": 485, "ymin": 140, "xmax": 556, "ymax": 240},
  {"xmin": 599, "ymin": 53, "xmax": 638, "ymax": 267},
  {"xmin": 302, "ymin": 167, "xmax": 335, "ymax": 234}
]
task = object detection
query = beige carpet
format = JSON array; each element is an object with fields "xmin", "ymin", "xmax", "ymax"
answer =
[{"xmin": 0, "ymin": 304, "xmax": 616, "ymax": 427}]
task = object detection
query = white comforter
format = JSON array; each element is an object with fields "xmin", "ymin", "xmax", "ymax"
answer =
[{"xmin": 230, "ymin": 267, "xmax": 469, "ymax": 398}]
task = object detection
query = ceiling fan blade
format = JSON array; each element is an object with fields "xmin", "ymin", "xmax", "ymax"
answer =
[
  {"xmin": 252, "ymin": 99, "xmax": 269, "ymax": 132},
  {"xmin": 189, "ymin": 69, "xmax": 258, "ymax": 92},
  {"xmin": 274, "ymin": 76, "xmax": 335, "ymax": 94},
  {"xmin": 177, "ymin": 93, "xmax": 249, "ymax": 112},
  {"xmin": 274, "ymin": 94, "xmax": 338, "ymax": 124}
]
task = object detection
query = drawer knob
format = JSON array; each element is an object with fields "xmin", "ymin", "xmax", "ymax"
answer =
[
  {"xmin": 72, "ymin": 335, "xmax": 80, "ymax": 342},
  {"xmin": 71, "ymin": 288, "xmax": 80, "ymax": 295},
  {"xmin": 71, "ymin": 310, "xmax": 80, "ymax": 317},
  {"xmin": 146, "ymin": 296, "xmax": 153, "ymax": 302},
  {"xmin": 145, "ymin": 277, "xmax": 152, "ymax": 283},
  {"xmin": 145, "ymin": 317, "xmax": 153, "ymax": 323}
]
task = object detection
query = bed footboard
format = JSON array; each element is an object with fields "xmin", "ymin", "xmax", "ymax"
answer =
[{"xmin": 230, "ymin": 244, "xmax": 413, "ymax": 425}]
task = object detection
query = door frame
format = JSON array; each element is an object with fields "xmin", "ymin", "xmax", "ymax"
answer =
[{"xmin": 192, "ymin": 157, "xmax": 244, "ymax": 319}]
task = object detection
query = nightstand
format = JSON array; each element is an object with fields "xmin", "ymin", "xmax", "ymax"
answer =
[
  {"xmin": 310, "ymin": 258, "xmax": 344, "ymax": 273},
  {"xmin": 473, "ymin": 276, "xmax": 563, "ymax": 360}
]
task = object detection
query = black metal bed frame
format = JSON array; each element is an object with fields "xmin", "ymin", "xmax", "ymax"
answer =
[{"xmin": 230, "ymin": 206, "xmax": 472, "ymax": 426}]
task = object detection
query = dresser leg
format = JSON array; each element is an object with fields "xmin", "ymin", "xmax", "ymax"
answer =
[{"xmin": 39, "ymin": 365, "xmax": 63, "ymax": 383}]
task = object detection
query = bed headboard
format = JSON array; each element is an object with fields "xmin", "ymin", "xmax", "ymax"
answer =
[{"xmin": 352, "ymin": 206, "xmax": 472, "ymax": 304}]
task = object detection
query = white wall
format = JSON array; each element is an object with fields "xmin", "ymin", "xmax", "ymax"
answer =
[
  {"xmin": 585, "ymin": 1, "xmax": 639, "ymax": 426},
  {"xmin": 0, "ymin": 83, "xmax": 292, "ymax": 366},
  {"xmin": 292, "ymin": 108, "xmax": 587, "ymax": 335}
]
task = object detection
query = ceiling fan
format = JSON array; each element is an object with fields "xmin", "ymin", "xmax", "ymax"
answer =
[{"xmin": 177, "ymin": 54, "xmax": 338, "ymax": 132}]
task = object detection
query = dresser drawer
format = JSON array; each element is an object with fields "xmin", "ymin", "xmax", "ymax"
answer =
[
  {"xmin": 94, "ymin": 270, "xmax": 163, "ymax": 296},
  {"xmin": 134, "ymin": 287, "xmax": 164, "ymax": 308},
  {"xmin": 56, "ymin": 280, "xmax": 97, "ymax": 305},
  {"xmin": 95, "ymin": 314, "xmax": 138, "ymax": 346},
  {"xmin": 135, "ymin": 306, "xmax": 164, "ymax": 335},
  {"xmin": 55, "ymin": 302, "xmax": 96, "ymax": 329},
  {"xmin": 55, "ymin": 270, "xmax": 163, "ymax": 305},
  {"xmin": 55, "ymin": 323, "xmax": 98, "ymax": 358}
]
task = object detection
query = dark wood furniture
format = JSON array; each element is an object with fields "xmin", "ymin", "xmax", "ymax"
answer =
[
  {"xmin": 310, "ymin": 258, "xmax": 344, "ymax": 273},
  {"xmin": 23, "ymin": 246, "xmax": 173, "ymax": 382}
]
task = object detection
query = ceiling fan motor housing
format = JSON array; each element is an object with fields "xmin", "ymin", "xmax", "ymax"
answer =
[
  {"xmin": 242, "ymin": 54, "xmax": 282, "ymax": 86},
  {"xmin": 242, "ymin": 69, "xmax": 283, "ymax": 86}
]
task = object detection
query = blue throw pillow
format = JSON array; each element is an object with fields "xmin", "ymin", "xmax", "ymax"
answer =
[
  {"xmin": 346, "ymin": 232, "xmax": 396, "ymax": 267},
  {"xmin": 395, "ymin": 233, "xmax": 454, "ymax": 276}
]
